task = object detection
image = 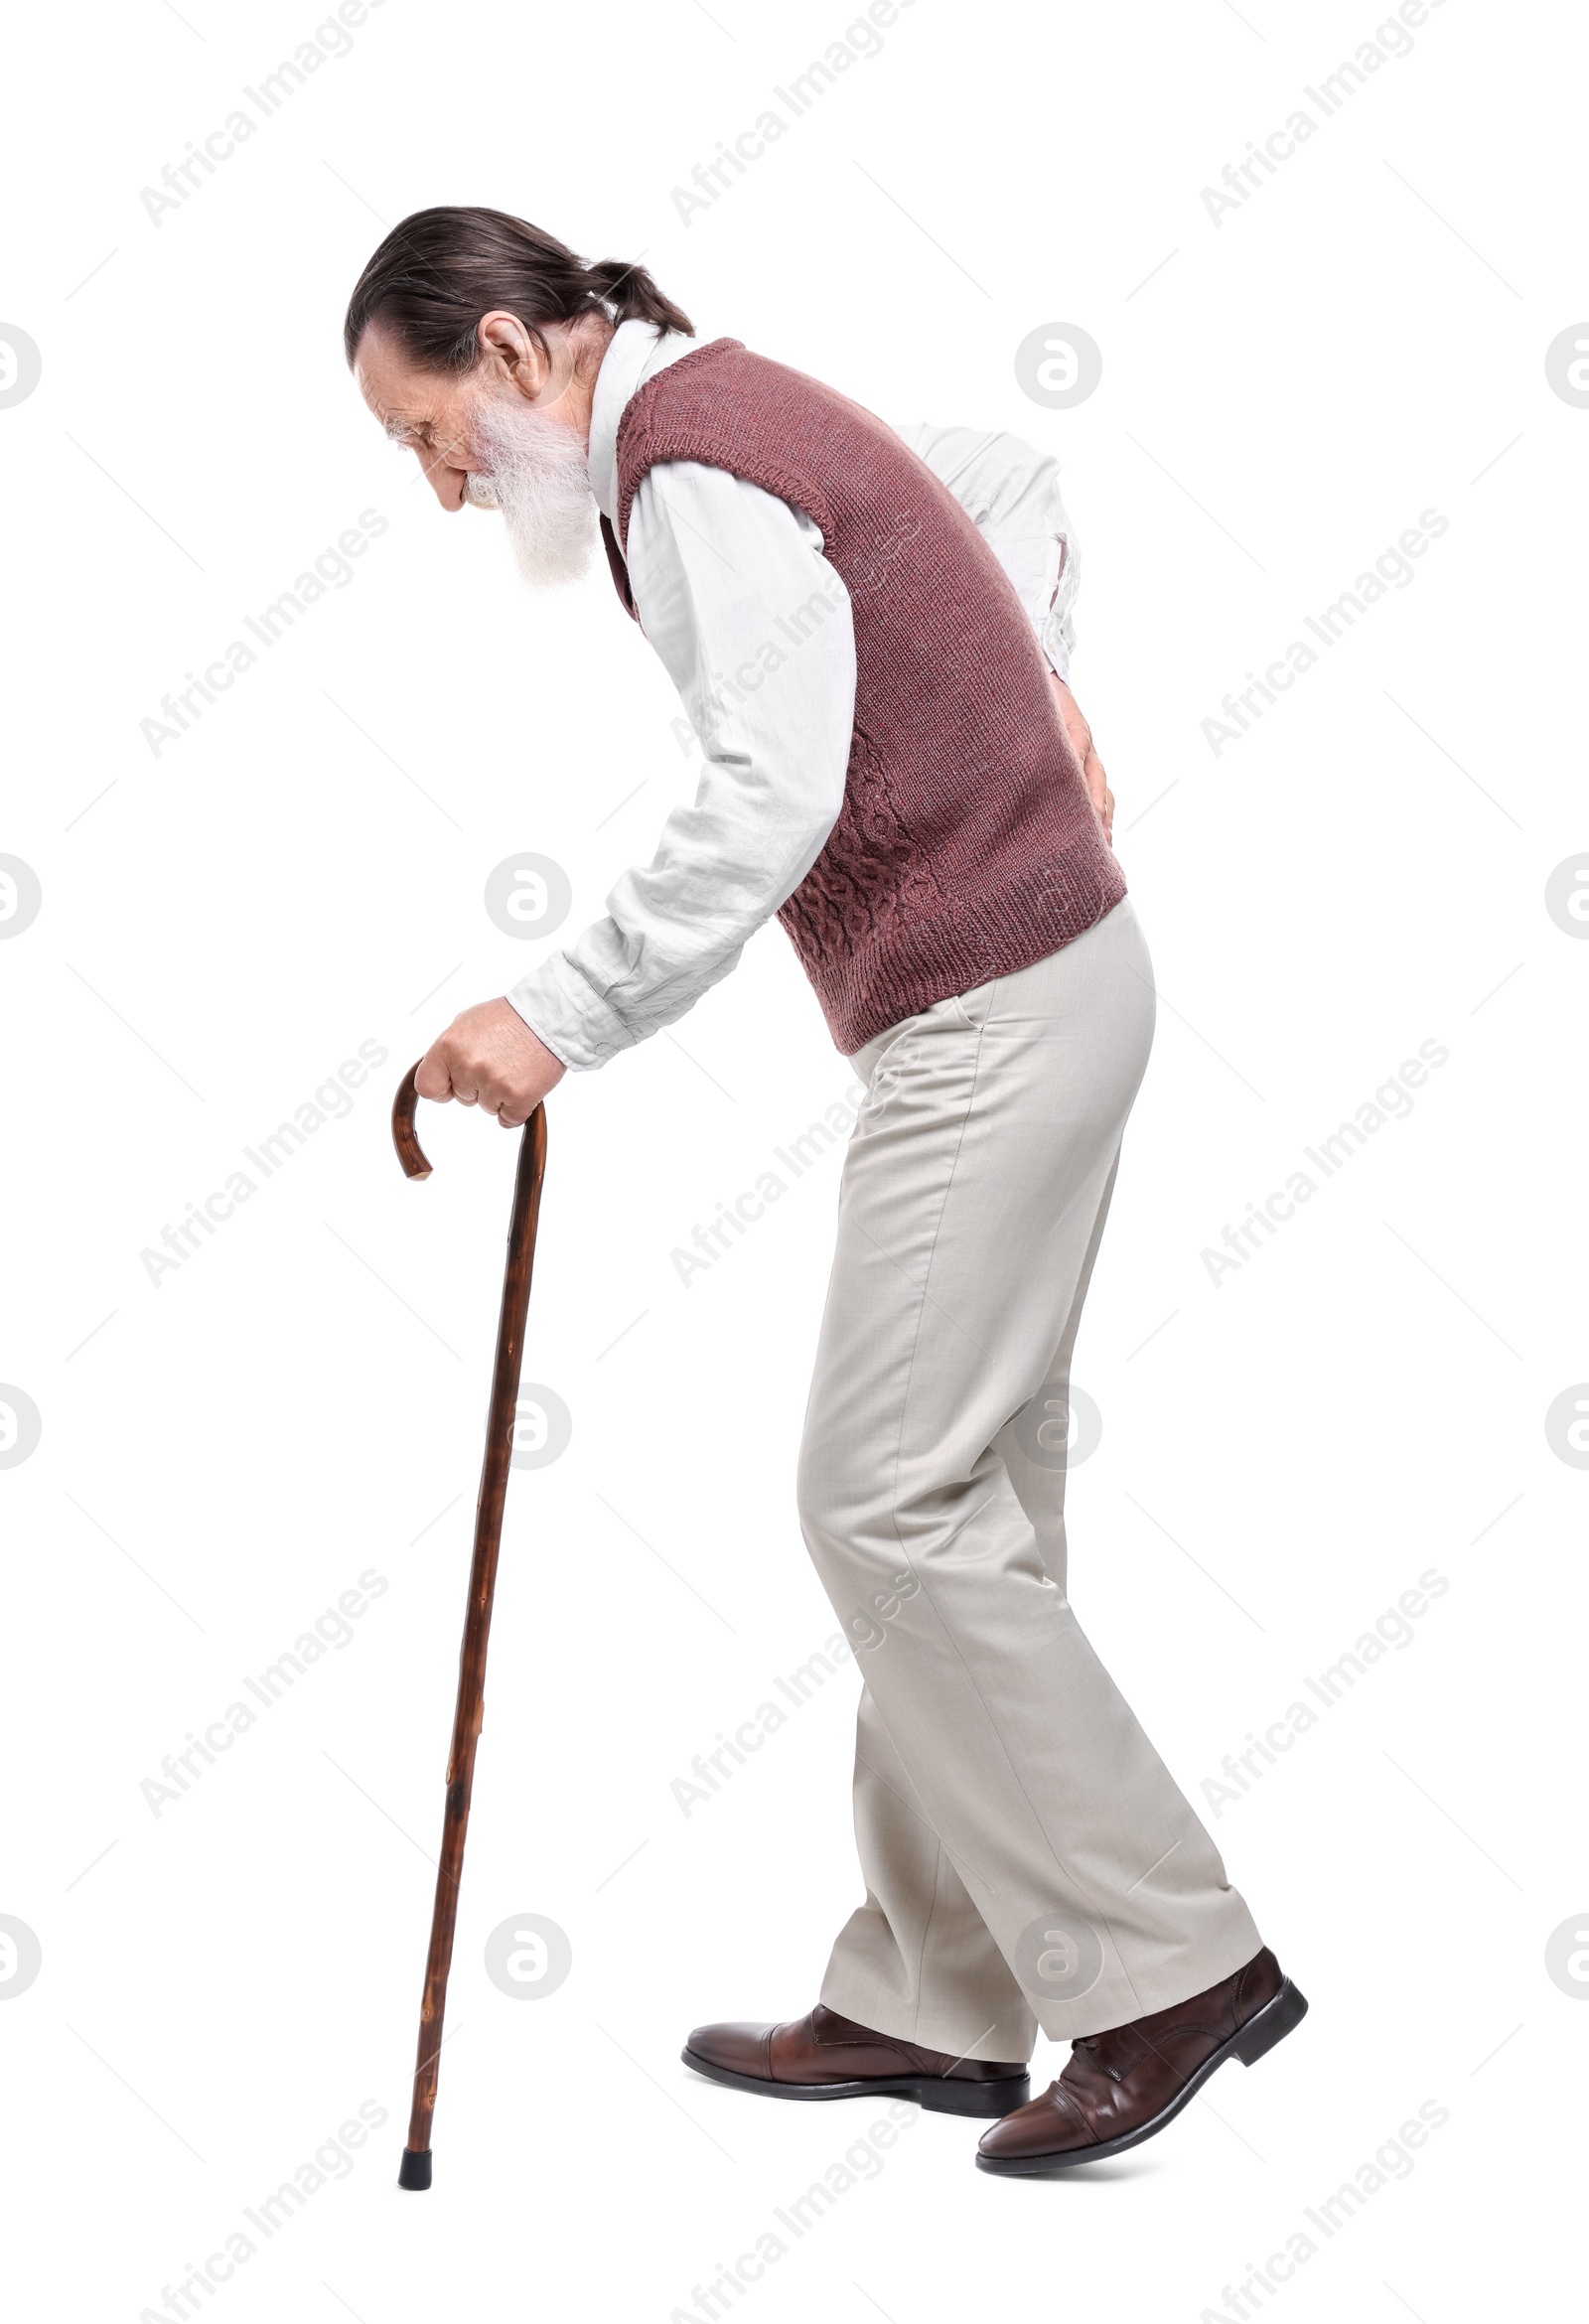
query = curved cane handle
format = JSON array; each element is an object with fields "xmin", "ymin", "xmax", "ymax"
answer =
[{"xmin": 392, "ymin": 1060, "xmax": 434, "ymax": 1182}]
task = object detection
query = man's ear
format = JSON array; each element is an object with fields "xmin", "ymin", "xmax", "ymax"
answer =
[{"xmin": 476, "ymin": 311, "xmax": 548, "ymax": 398}]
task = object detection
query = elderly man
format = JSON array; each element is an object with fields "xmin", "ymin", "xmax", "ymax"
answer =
[{"xmin": 345, "ymin": 208, "xmax": 1304, "ymax": 2174}]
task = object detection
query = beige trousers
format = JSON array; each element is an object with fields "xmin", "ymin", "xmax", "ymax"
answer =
[{"xmin": 797, "ymin": 898, "xmax": 1262, "ymax": 2061}]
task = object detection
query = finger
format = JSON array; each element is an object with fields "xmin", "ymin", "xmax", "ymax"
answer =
[
  {"xmin": 413, "ymin": 1047, "xmax": 456, "ymax": 1103},
  {"xmin": 486, "ymin": 1083, "xmax": 529, "ymax": 1129},
  {"xmin": 466, "ymin": 1066, "xmax": 522, "ymax": 1127}
]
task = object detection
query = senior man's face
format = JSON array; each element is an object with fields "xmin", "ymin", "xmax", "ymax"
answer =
[{"xmin": 356, "ymin": 321, "xmax": 598, "ymax": 588}]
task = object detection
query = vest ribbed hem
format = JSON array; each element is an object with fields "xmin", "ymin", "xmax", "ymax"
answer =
[{"xmin": 811, "ymin": 835, "xmax": 1128, "ymax": 1055}]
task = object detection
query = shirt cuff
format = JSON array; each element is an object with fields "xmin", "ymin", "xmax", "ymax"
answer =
[{"xmin": 506, "ymin": 957, "xmax": 636, "ymax": 1074}]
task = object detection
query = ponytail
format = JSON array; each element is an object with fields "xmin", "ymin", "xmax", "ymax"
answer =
[{"xmin": 584, "ymin": 254, "xmax": 694, "ymax": 335}]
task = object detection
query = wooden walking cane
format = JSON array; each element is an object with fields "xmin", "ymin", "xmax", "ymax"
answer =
[{"xmin": 389, "ymin": 1060, "xmax": 549, "ymax": 2191}]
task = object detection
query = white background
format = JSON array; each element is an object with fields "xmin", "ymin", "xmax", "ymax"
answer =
[{"xmin": 2, "ymin": 0, "xmax": 1581, "ymax": 2315}]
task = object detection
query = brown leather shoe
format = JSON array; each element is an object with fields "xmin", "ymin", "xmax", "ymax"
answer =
[
  {"xmin": 975, "ymin": 1948, "xmax": 1307, "ymax": 2173},
  {"xmin": 682, "ymin": 2003, "xmax": 1030, "ymax": 2118}
]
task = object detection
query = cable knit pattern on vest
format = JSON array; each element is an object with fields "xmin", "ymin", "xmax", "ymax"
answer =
[{"xmin": 612, "ymin": 339, "xmax": 1127, "ymax": 1054}]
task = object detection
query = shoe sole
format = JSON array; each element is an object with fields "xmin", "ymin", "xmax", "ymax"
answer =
[
  {"xmin": 973, "ymin": 1975, "xmax": 1310, "ymax": 2174},
  {"xmin": 680, "ymin": 2047, "xmax": 1031, "ymax": 2119}
]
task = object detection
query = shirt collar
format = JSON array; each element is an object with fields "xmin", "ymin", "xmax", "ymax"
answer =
[{"xmin": 586, "ymin": 320, "xmax": 700, "ymax": 525}]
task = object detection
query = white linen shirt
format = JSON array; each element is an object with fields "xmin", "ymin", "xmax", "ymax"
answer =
[{"xmin": 507, "ymin": 322, "xmax": 1081, "ymax": 1071}]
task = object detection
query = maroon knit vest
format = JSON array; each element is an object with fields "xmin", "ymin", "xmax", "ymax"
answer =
[{"xmin": 610, "ymin": 339, "xmax": 1126, "ymax": 1054}]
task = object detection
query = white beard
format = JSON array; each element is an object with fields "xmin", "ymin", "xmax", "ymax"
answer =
[{"xmin": 463, "ymin": 395, "xmax": 598, "ymax": 589}]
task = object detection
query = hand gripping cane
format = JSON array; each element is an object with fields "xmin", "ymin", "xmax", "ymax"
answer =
[{"xmin": 389, "ymin": 1061, "xmax": 549, "ymax": 2190}]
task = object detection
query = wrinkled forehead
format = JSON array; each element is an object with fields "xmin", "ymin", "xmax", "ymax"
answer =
[{"xmin": 354, "ymin": 320, "xmax": 463, "ymax": 437}]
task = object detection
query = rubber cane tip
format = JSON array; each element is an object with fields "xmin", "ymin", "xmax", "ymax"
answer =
[{"xmin": 397, "ymin": 2147, "xmax": 433, "ymax": 2191}]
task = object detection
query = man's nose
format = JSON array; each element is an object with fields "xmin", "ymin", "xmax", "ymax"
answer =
[
  {"xmin": 421, "ymin": 454, "xmax": 469, "ymax": 511},
  {"xmin": 400, "ymin": 428, "xmax": 469, "ymax": 509}
]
